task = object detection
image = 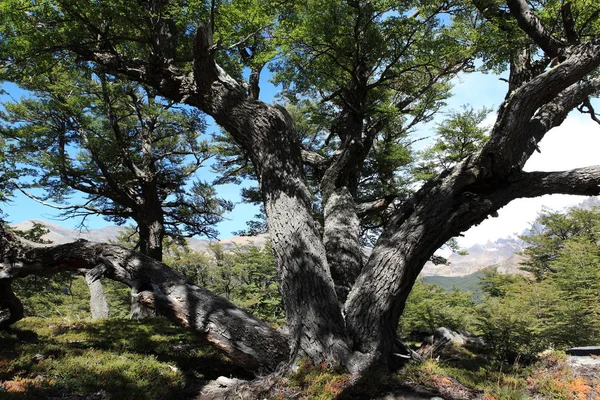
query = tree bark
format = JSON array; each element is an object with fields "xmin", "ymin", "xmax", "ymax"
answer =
[
  {"xmin": 323, "ymin": 188, "xmax": 362, "ymax": 302},
  {"xmin": 84, "ymin": 269, "xmax": 110, "ymax": 319},
  {"xmin": 0, "ymin": 280, "xmax": 24, "ymax": 329},
  {"xmin": 0, "ymin": 228, "xmax": 288, "ymax": 374},
  {"xmin": 132, "ymin": 217, "xmax": 164, "ymax": 319}
]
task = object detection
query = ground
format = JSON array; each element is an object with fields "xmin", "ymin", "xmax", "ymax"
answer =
[{"xmin": 1, "ymin": 317, "xmax": 599, "ymax": 399}]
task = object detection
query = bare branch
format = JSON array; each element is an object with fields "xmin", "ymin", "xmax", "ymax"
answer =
[
  {"xmin": 16, "ymin": 186, "xmax": 133, "ymax": 218},
  {"xmin": 577, "ymin": 98, "xmax": 600, "ymax": 125},
  {"xmin": 212, "ymin": 24, "xmax": 272, "ymax": 52}
]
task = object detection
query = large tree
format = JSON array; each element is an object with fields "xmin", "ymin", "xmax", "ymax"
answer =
[{"xmin": 1, "ymin": 0, "xmax": 600, "ymax": 377}]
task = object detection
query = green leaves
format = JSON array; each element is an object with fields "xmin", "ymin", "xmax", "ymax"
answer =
[
  {"xmin": 415, "ymin": 106, "xmax": 491, "ymax": 180},
  {"xmin": 165, "ymin": 240, "xmax": 285, "ymax": 325},
  {"xmin": 475, "ymin": 206, "xmax": 600, "ymax": 363}
]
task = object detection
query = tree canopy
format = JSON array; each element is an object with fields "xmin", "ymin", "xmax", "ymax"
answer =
[{"xmin": 1, "ymin": 64, "xmax": 231, "ymax": 260}]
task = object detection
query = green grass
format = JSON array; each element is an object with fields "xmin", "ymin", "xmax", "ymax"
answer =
[{"xmin": 0, "ymin": 317, "xmax": 249, "ymax": 399}]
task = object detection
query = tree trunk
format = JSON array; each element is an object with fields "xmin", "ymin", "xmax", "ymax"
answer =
[
  {"xmin": 0, "ymin": 280, "xmax": 24, "ymax": 329},
  {"xmin": 322, "ymin": 187, "xmax": 362, "ymax": 302},
  {"xmin": 132, "ymin": 219, "xmax": 164, "ymax": 319},
  {"xmin": 243, "ymin": 108, "xmax": 352, "ymax": 366},
  {"xmin": 0, "ymin": 229, "xmax": 289, "ymax": 374},
  {"xmin": 84, "ymin": 270, "xmax": 110, "ymax": 319},
  {"xmin": 345, "ymin": 165, "xmax": 497, "ymax": 368},
  {"xmin": 138, "ymin": 219, "xmax": 165, "ymax": 262}
]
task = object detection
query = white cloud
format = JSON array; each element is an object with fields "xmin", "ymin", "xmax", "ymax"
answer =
[{"xmin": 458, "ymin": 113, "xmax": 600, "ymax": 247}]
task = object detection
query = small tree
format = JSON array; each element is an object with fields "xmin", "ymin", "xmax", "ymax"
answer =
[{"xmin": 2, "ymin": 67, "xmax": 230, "ymax": 262}]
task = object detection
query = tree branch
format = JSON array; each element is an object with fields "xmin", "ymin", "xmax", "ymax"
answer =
[
  {"xmin": 561, "ymin": 2, "xmax": 579, "ymax": 45},
  {"xmin": 506, "ymin": 0, "xmax": 565, "ymax": 57},
  {"xmin": 500, "ymin": 166, "xmax": 600, "ymax": 201},
  {"xmin": 300, "ymin": 149, "xmax": 328, "ymax": 170},
  {"xmin": 477, "ymin": 43, "xmax": 600, "ymax": 177},
  {"xmin": 356, "ymin": 196, "xmax": 397, "ymax": 218},
  {"xmin": 0, "ymin": 227, "xmax": 288, "ymax": 373}
]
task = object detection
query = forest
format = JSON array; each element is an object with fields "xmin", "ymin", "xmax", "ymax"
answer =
[{"xmin": 1, "ymin": 0, "xmax": 600, "ymax": 398}]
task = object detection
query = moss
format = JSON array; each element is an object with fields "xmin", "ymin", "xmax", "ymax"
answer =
[{"xmin": 0, "ymin": 317, "xmax": 248, "ymax": 399}]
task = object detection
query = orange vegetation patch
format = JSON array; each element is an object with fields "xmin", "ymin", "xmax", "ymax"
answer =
[{"xmin": 1, "ymin": 377, "xmax": 56, "ymax": 393}]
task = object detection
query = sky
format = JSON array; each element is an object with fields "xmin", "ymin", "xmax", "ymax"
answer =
[{"xmin": 2, "ymin": 68, "xmax": 599, "ymax": 245}]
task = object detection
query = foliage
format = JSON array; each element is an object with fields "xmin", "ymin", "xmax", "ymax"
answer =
[
  {"xmin": 13, "ymin": 275, "xmax": 130, "ymax": 320},
  {"xmin": 474, "ymin": 207, "xmax": 600, "ymax": 363},
  {"xmin": 422, "ymin": 269, "xmax": 486, "ymax": 300},
  {"xmin": 167, "ymin": 240, "xmax": 285, "ymax": 325},
  {"xmin": 10, "ymin": 222, "xmax": 50, "ymax": 243},
  {"xmin": 1, "ymin": 66, "xmax": 231, "ymax": 258},
  {"xmin": 0, "ymin": 317, "xmax": 246, "ymax": 399},
  {"xmin": 398, "ymin": 279, "xmax": 477, "ymax": 337},
  {"xmin": 519, "ymin": 207, "xmax": 600, "ymax": 280},
  {"xmin": 415, "ymin": 106, "xmax": 492, "ymax": 180}
]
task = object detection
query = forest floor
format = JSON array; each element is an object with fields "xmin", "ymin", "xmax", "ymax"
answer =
[{"xmin": 1, "ymin": 317, "xmax": 599, "ymax": 400}]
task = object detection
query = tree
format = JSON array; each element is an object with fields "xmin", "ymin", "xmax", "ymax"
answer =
[
  {"xmin": 2, "ymin": 67, "xmax": 231, "ymax": 318},
  {"xmin": 475, "ymin": 207, "xmax": 600, "ymax": 363},
  {"xmin": 518, "ymin": 206, "xmax": 600, "ymax": 346},
  {"xmin": 520, "ymin": 207, "xmax": 600, "ymax": 280},
  {"xmin": 398, "ymin": 279, "xmax": 476, "ymax": 337},
  {"xmin": 2, "ymin": 68, "xmax": 230, "ymax": 262},
  {"xmin": 1, "ymin": 0, "xmax": 600, "ymax": 377}
]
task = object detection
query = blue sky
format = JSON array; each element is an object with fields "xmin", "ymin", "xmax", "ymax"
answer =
[{"xmin": 2, "ymin": 67, "xmax": 599, "ymax": 244}]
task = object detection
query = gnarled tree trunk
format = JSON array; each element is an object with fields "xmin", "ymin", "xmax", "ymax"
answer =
[{"xmin": 0, "ymin": 227, "xmax": 288, "ymax": 374}]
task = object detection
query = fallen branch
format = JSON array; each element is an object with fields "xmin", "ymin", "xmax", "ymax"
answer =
[{"xmin": 0, "ymin": 225, "xmax": 288, "ymax": 374}]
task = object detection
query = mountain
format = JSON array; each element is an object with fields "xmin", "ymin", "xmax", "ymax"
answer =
[
  {"xmin": 10, "ymin": 220, "xmax": 267, "ymax": 252},
  {"xmin": 421, "ymin": 237, "xmax": 527, "ymax": 277},
  {"xmin": 14, "ymin": 195, "xmax": 600, "ymax": 277}
]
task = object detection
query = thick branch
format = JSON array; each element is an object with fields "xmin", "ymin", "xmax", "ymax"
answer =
[
  {"xmin": 0, "ymin": 228, "xmax": 288, "ymax": 373},
  {"xmin": 300, "ymin": 149, "xmax": 328, "ymax": 170},
  {"xmin": 506, "ymin": 0, "xmax": 565, "ymax": 57},
  {"xmin": 478, "ymin": 41, "xmax": 600, "ymax": 177},
  {"xmin": 503, "ymin": 77, "xmax": 600, "ymax": 172},
  {"xmin": 503, "ymin": 167, "xmax": 600, "ymax": 199}
]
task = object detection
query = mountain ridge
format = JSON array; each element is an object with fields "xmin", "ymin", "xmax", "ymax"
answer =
[{"xmin": 11, "ymin": 219, "xmax": 523, "ymax": 277}]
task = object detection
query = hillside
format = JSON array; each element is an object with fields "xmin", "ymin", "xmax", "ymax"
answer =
[
  {"xmin": 11, "ymin": 219, "xmax": 523, "ymax": 278},
  {"xmin": 10, "ymin": 220, "xmax": 267, "ymax": 253},
  {"xmin": 421, "ymin": 237, "xmax": 527, "ymax": 277}
]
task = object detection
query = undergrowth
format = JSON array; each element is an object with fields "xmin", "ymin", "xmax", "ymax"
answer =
[{"xmin": 0, "ymin": 317, "xmax": 248, "ymax": 399}]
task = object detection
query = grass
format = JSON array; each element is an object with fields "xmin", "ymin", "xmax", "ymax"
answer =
[
  {"xmin": 397, "ymin": 347, "xmax": 600, "ymax": 400},
  {"xmin": 0, "ymin": 317, "xmax": 249, "ymax": 399},
  {"xmin": 2, "ymin": 316, "xmax": 599, "ymax": 400}
]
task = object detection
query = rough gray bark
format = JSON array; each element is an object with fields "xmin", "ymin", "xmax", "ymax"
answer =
[
  {"xmin": 131, "ymin": 216, "xmax": 164, "ymax": 319},
  {"xmin": 84, "ymin": 269, "xmax": 110, "ymax": 319},
  {"xmin": 0, "ymin": 228, "xmax": 288, "ymax": 374},
  {"xmin": 323, "ymin": 188, "xmax": 362, "ymax": 302}
]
